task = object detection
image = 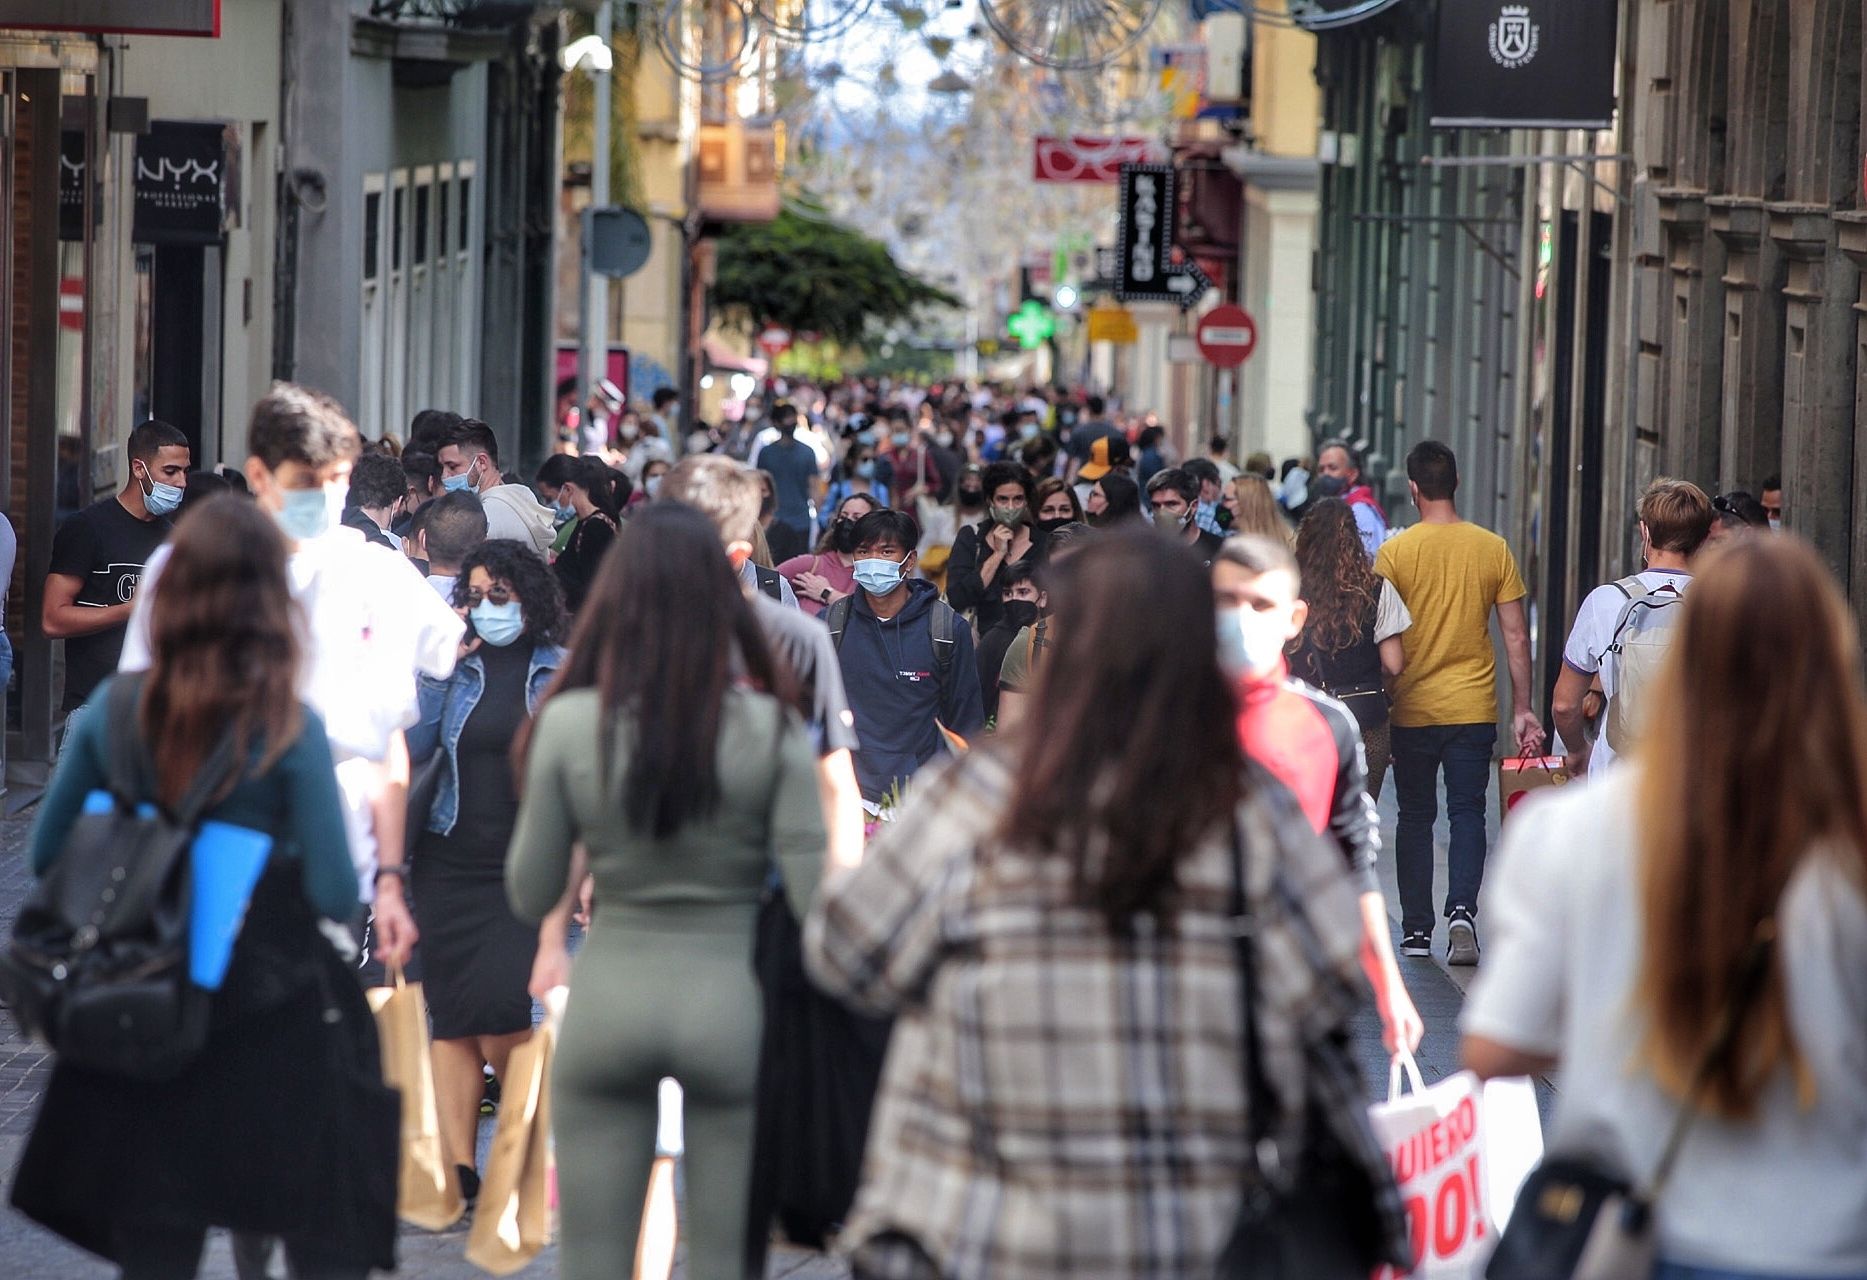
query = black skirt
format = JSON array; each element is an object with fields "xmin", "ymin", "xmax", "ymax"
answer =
[{"xmin": 410, "ymin": 834, "xmax": 535, "ymax": 1040}]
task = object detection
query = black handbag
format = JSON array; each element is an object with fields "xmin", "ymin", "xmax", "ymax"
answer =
[
  {"xmin": 0, "ymin": 675, "xmax": 242, "ymax": 1081},
  {"xmin": 744, "ymin": 876, "xmax": 893, "ymax": 1276},
  {"xmin": 1485, "ymin": 925, "xmax": 1778, "ymax": 1280},
  {"xmin": 1214, "ymin": 825, "xmax": 1403, "ymax": 1280}
]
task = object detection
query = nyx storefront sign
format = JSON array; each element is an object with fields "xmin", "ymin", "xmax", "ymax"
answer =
[{"xmin": 132, "ymin": 121, "xmax": 226, "ymax": 246}]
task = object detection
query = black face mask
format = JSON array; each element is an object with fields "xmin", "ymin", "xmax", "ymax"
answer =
[
  {"xmin": 958, "ymin": 487, "xmax": 985, "ymax": 509},
  {"xmin": 1001, "ymin": 600, "xmax": 1042, "ymax": 630},
  {"xmin": 1313, "ymin": 474, "xmax": 1349, "ymax": 499},
  {"xmin": 1037, "ymin": 516, "xmax": 1073, "ymax": 536},
  {"xmin": 830, "ymin": 518, "xmax": 861, "ymax": 554}
]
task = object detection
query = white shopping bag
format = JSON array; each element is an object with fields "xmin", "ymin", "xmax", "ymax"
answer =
[{"xmin": 1368, "ymin": 1051, "xmax": 1544, "ymax": 1279}]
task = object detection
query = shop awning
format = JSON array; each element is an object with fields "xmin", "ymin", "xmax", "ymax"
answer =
[
  {"xmin": 1290, "ymin": 0, "xmax": 1407, "ymax": 31},
  {"xmin": 701, "ymin": 336, "xmax": 769, "ymax": 378}
]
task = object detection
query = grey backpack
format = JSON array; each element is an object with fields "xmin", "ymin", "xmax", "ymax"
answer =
[{"xmin": 1602, "ymin": 576, "xmax": 1687, "ymax": 753}]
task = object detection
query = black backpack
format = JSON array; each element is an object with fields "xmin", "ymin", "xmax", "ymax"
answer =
[
  {"xmin": 824, "ymin": 593, "xmax": 960, "ymax": 691},
  {"xmin": 0, "ymin": 676, "xmax": 242, "ymax": 1081}
]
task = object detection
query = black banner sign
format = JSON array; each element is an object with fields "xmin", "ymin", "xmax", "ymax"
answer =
[
  {"xmin": 59, "ymin": 130, "xmax": 86, "ymax": 243},
  {"xmin": 0, "ymin": 1, "xmax": 218, "ymax": 37},
  {"xmin": 1115, "ymin": 163, "xmax": 1176, "ymax": 304},
  {"xmin": 1431, "ymin": 0, "xmax": 1617, "ymax": 128},
  {"xmin": 132, "ymin": 121, "xmax": 225, "ymax": 246}
]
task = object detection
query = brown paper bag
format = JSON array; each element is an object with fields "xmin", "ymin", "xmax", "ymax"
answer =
[
  {"xmin": 466, "ymin": 1003, "xmax": 560, "ymax": 1275},
  {"xmin": 366, "ymin": 968, "xmax": 466, "ymax": 1231},
  {"xmin": 1498, "ymin": 755, "xmax": 1571, "ymax": 820}
]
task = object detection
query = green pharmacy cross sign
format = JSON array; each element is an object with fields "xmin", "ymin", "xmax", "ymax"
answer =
[{"xmin": 1008, "ymin": 300, "xmax": 1057, "ymax": 350}]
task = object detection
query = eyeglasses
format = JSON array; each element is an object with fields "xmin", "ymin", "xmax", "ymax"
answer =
[{"xmin": 462, "ymin": 585, "xmax": 515, "ymax": 607}]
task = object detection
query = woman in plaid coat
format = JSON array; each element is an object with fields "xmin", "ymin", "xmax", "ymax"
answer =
[{"xmin": 806, "ymin": 528, "xmax": 1405, "ymax": 1280}]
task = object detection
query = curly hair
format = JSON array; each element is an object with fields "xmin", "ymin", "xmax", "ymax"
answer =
[
  {"xmin": 1294, "ymin": 498, "xmax": 1379, "ymax": 655},
  {"xmin": 454, "ymin": 539, "xmax": 569, "ymax": 647}
]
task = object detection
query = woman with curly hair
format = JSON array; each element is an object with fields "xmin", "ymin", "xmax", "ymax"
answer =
[
  {"xmin": 407, "ymin": 539, "xmax": 569, "ymax": 1202},
  {"xmin": 1224, "ymin": 473, "xmax": 1293, "ymax": 546},
  {"xmin": 1292, "ymin": 498, "xmax": 1411, "ymax": 796}
]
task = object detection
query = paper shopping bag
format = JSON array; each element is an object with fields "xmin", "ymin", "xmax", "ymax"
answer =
[
  {"xmin": 1367, "ymin": 1052, "xmax": 1545, "ymax": 1279},
  {"xmin": 366, "ymin": 968, "xmax": 465, "ymax": 1231},
  {"xmin": 467, "ymin": 991, "xmax": 564, "ymax": 1275},
  {"xmin": 1498, "ymin": 756, "xmax": 1570, "ymax": 821}
]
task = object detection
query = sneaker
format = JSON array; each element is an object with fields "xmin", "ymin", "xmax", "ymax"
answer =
[
  {"xmin": 480, "ymin": 1067, "xmax": 500, "ymax": 1116},
  {"xmin": 1447, "ymin": 909, "xmax": 1480, "ymax": 966},
  {"xmin": 1400, "ymin": 932, "xmax": 1432, "ymax": 959},
  {"xmin": 456, "ymin": 1163, "xmax": 481, "ymax": 1205}
]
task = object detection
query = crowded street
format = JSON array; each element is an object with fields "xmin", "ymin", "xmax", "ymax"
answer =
[{"xmin": 0, "ymin": 1, "xmax": 1863, "ymax": 1279}]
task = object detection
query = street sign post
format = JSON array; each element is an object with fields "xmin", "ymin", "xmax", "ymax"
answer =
[
  {"xmin": 1195, "ymin": 304, "xmax": 1258, "ymax": 367},
  {"xmin": 757, "ymin": 326, "xmax": 794, "ymax": 358}
]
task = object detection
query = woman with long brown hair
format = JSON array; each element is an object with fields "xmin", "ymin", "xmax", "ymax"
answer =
[
  {"xmin": 13, "ymin": 496, "xmax": 392, "ymax": 1280},
  {"xmin": 807, "ymin": 528, "xmax": 1405, "ymax": 1278},
  {"xmin": 1291, "ymin": 497, "xmax": 1410, "ymax": 796},
  {"xmin": 1464, "ymin": 535, "xmax": 1867, "ymax": 1278},
  {"xmin": 1224, "ymin": 472, "xmax": 1293, "ymax": 545}
]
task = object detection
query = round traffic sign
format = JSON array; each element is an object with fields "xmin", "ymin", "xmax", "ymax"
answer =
[
  {"xmin": 757, "ymin": 326, "xmax": 793, "ymax": 357},
  {"xmin": 1195, "ymin": 304, "xmax": 1258, "ymax": 368}
]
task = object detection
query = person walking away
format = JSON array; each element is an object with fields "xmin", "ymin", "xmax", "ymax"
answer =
[
  {"xmin": 408, "ymin": 540, "xmax": 567, "ymax": 1203},
  {"xmin": 341, "ymin": 451, "xmax": 405, "ymax": 550},
  {"xmin": 410, "ymin": 490, "xmax": 488, "ymax": 604},
  {"xmin": 806, "ymin": 528, "xmax": 1408, "ymax": 1279},
  {"xmin": 1147, "ymin": 468, "xmax": 1226, "ymax": 566},
  {"xmin": 1551, "ymin": 478, "xmax": 1712, "ymax": 778},
  {"xmin": 974, "ymin": 561, "xmax": 1041, "ymax": 725},
  {"xmin": 122, "ymin": 385, "xmax": 465, "ymax": 977},
  {"xmin": 1208, "ymin": 434, "xmax": 1241, "ymax": 484},
  {"xmin": 1375, "ymin": 440, "xmax": 1543, "ymax": 965},
  {"xmin": 12, "ymin": 496, "xmax": 396, "ymax": 1280},
  {"xmin": 780, "ymin": 492, "xmax": 878, "ymax": 618},
  {"xmin": 945, "ymin": 462, "xmax": 1041, "ymax": 637},
  {"xmin": 754, "ymin": 403, "xmax": 820, "ymax": 563},
  {"xmin": 1315, "ymin": 439, "xmax": 1388, "ymax": 558},
  {"xmin": 1212, "ymin": 536, "xmax": 1422, "ymax": 1054},
  {"xmin": 43, "ymin": 419, "xmax": 190, "ymax": 720},
  {"xmin": 1292, "ymin": 497, "xmax": 1411, "ymax": 796},
  {"xmin": 1226, "ymin": 472, "xmax": 1294, "ymax": 546},
  {"xmin": 435, "ymin": 419, "xmax": 556, "ymax": 556},
  {"xmin": 505, "ymin": 504, "xmax": 831, "ymax": 1280},
  {"xmin": 1462, "ymin": 534, "xmax": 1867, "ymax": 1280},
  {"xmin": 550, "ymin": 456, "xmax": 623, "ymax": 614},
  {"xmin": 829, "ymin": 509, "xmax": 984, "ymax": 802}
]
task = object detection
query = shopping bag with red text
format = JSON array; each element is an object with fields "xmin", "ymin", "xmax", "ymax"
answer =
[{"xmin": 1368, "ymin": 1052, "xmax": 1543, "ymax": 1279}]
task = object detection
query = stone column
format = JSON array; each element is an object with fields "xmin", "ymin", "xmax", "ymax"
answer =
[
  {"xmin": 1710, "ymin": 197, "xmax": 1787, "ymax": 491},
  {"xmin": 1656, "ymin": 189, "xmax": 1728, "ymax": 488}
]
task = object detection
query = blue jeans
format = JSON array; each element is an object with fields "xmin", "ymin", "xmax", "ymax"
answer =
[{"xmin": 1391, "ymin": 722, "xmax": 1496, "ymax": 937}]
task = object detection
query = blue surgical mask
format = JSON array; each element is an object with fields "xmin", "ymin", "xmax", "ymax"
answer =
[
  {"xmin": 471, "ymin": 599, "xmax": 525, "ymax": 647},
  {"xmin": 1217, "ymin": 605, "xmax": 1286, "ymax": 679},
  {"xmin": 853, "ymin": 555, "xmax": 906, "ymax": 595},
  {"xmin": 553, "ymin": 500, "xmax": 576, "ymax": 527},
  {"xmin": 442, "ymin": 471, "xmax": 474, "ymax": 494},
  {"xmin": 276, "ymin": 487, "xmax": 331, "ymax": 541},
  {"xmin": 136, "ymin": 464, "xmax": 183, "ymax": 518},
  {"xmin": 855, "ymin": 460, "xmax": 876, "ymax": 480}
]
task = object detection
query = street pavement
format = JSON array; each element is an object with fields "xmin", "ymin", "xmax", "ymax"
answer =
[{"xmin": 0, "ymin": 765, "xmax": 1549, "ymax": 1278}]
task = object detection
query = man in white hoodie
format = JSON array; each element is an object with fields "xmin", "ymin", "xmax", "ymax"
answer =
[{"xmin": 436, "ymin": 418, "xmax": 556, "ymax": 555}]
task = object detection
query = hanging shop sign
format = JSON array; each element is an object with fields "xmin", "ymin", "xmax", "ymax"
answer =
[
  {"xmin": 59, "ymin": 130, "xmax": 87, "ymax": 243},
  {"xmin": 1085, "ymin": 303, "xmax": 1138, "ymax": 345},
  {"xmin": 1033, "ymin": 137, "xmax": 1157, "ymax": 184},
  {"xmin": 1115, "ymin": 163, "xmax": 1175, "ymax": 303},
  {"xmin": 0, "ymin": 0, "xmax": 219, "ymax": 36},
  {"xmin": 1431, "ymin": 0, "xmax": 1617, "ymax": 128},
  {"xmin": 132, "ymin": 122, "xmax": 227, "ymax": 246}
]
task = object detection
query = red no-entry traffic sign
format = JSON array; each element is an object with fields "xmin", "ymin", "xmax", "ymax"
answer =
[
  {"xmin": 757, "ymin": 326, "xmax": 793, "ymax": 357},
  {"xmin": 1195, "ymin": 304, "xmax": 1258, "ymax": 368}
]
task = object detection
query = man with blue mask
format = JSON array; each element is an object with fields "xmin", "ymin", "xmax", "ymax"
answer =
[
  {"xmin": 1212, "ymin": 535, "xmax": 1424, "ymax": 1058},
  {"xmin": 122, "ymin": 384, "xmax": 465, "ymax": 993},
  {"xmin": 435, "ymin": 419, "xmax": 556, "ymax": 556},
  {"xmin": 825, "ymin": 508, "xmax": 984, "ymax": 802},
  {"xmin": 44, "ymin": 418, "xmax": 190, "ymax": 717}
]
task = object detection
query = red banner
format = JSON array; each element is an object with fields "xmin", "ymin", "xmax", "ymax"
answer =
[{"xmin": 1032, "ymin": 137, "xmax": 1160, "ymax": 184}]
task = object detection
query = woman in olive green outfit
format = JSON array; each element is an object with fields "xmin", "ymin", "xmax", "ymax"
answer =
[{"xmin": 507, "ymin": 503, "xmax": 826, "ymax": 1280}]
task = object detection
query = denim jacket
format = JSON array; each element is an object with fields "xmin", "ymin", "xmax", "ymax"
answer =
[{"xmin": 408, "ymin": 643, "xmax": 564, "ymax": 836}]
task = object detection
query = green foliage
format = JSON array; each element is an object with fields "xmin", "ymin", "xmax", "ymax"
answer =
[{"xmin": 712, "ymin": 199, "xmax": 959, "ymax": 348}]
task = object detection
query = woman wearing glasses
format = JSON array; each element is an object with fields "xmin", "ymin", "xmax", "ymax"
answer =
[{"xmin": 407, "ymin": 539, "xmax": 569, "ymax": 1204}]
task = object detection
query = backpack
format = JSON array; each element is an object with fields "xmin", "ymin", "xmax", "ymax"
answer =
[
  {"xmin": 753, "ymin": 563, "xmax": 787, "ymax": 603},
  {"xmin": 0, "ymin": 675, "xmax": 242, "ymax": 1081},
  {"xmin": 1602, "ymin": 575, "xmax": 1687, "ymax": 753},
  {"xmin": 825, "ymin": 594, "xmax": 959, "ymax": 693}
]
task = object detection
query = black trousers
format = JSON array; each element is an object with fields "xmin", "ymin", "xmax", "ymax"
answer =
[{"xmin": 114, "ymin": 1223, "xmax": 367, "ymax": 1280}]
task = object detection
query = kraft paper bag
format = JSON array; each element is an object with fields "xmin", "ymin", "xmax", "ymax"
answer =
[
  {"xmin": 467, "ymin": 988, "xmax": 566, "ymax": 1275},
  {"xmin": 366, "ymin": 967, "xmax": 466, "ymax": 1231},
  {"xmin": 1498, "ymin": 755, "xmax": 1571, "ymax": 821}
]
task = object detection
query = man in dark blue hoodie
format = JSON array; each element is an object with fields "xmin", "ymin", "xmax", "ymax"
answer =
[{"xmin": 826, "ymin": 509, "xmax": 985, "ymax": 801}]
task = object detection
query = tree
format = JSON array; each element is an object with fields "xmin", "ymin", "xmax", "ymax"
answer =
[{"xmin": 711, "ymin": 199, "xmax": 959, "ymax": 349}]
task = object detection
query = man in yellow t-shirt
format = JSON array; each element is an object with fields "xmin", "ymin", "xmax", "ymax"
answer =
[{"xmin": 1374, "ymin": 441, "xmax": 1544, "ymax": 968}]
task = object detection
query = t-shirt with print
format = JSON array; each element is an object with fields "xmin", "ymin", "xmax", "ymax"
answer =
[
  {"xmin": 47, "ymin": 497, "xmax": 172, "ymax": 714},
  {"xmin": 1559, "ymin": 569, "xmax": 1690, "ymax": 776},
  {"xmin": 1374, "ymin": 520, "xmax": 1526, "ymax": 728}
]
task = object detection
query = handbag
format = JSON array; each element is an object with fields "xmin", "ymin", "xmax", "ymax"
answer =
[
  {"xmin": 1485, "ymin": 925, "xmax": 1778, "ymax": 1280},
  {"xmin": 467, "ymin": 990, "xmax": 564, "ymax": 1275},
  {"xmin": 365, "ymin": 966, "xmax": 465, "ymax": 1230},
  {"xmin": 1213, "ymin": 825, "xmax": 1404, "ymax": 1280},
  {"xmin": 0, "ymin": 675, "xmax": 241, "ymax": 1081}
]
